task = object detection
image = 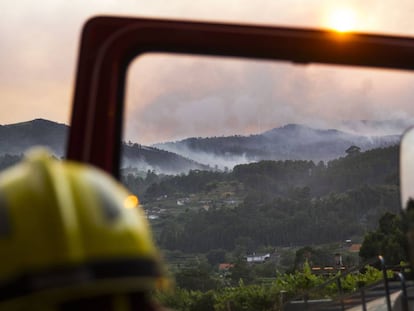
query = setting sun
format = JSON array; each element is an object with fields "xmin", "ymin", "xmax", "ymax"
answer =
[{"xmin": 328, "ymin": 8, "xmax": 357, "ymax": 32}]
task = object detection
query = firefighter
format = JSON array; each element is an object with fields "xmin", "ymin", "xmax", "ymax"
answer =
[{"xmin": 0, "ymin": 148, "xmax": 169, "ymax": 310}]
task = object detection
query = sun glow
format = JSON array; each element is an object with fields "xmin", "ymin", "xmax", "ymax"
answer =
[{"xmin": 328, "ymin": 8, "xmax": 357, "ymax": 32}]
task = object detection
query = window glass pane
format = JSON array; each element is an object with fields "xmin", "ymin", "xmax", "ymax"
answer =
[{"xmin": 123, "ymin": 54, "xmax": 413, "ymax": 285}]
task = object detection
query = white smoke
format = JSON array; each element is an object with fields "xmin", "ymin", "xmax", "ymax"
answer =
[{"xmin": 154, "ymin": 142, "xmax": 252, "ymax": 170}]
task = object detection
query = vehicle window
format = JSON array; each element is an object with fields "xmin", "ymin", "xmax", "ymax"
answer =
[{"xmin": 121, "ymin": 53, "xmax": 413, "ymax": 292}]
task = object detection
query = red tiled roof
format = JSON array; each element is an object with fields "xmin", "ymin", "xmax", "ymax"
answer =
[
  {"xmin": 219, "ymin": 263, "xmax": 234, "ymax": 270},
  {"xmin": 349, "ymin": 244, "xmax": 362, "ymax": 252}
]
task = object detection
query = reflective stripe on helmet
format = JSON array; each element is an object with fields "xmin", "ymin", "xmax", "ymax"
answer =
[
  {"xmin": 99, "ymin": 189, "xmax": 121, "ymax": 221},
  {"xmin": 0, "ymin": 258, "xmax": 161, "ymax": 303}
]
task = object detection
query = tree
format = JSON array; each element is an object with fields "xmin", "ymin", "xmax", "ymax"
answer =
[
  {"xmin": 230, "ymin": 258, "xmax": 256, "ymax": 285},
  {"xmin": 175, "ymin": 262, "xmax": 220, "ymax": 291},
  {"xmin": 206, "ymin": 249, "xmax": 227, "ymax": 266},
  {"xmin": 359, "ymin": 212, "xmax": 407, "ymax": 265},
  {"xmin": 345, "ymin": 145, "xmax": 361, "ymax": 157},
  {"xmin": 293, "ymin": 246, "xmax": 334, "ymax": 270}
]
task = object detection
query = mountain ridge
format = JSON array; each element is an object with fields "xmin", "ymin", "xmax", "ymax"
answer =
[
  {"xmin": 154, "ymin": 123, "xmax": 401, "ymax": 168},
  {"xmin": 0, "ymin": 119, "xmax": 402, "ymax": 173},
  {"xmin": 0, "ymin": 119, "xmax": 207, "ymax": 174}
]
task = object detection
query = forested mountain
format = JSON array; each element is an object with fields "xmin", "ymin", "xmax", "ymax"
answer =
[
  {"xmin": 129, "ymin": 145, "xmax": 400, "ymax": 253},
  {"xmin": 122, "ymin": 143, "xmax": 208, "ymax": 174},
  {"xmin": 0, "ymin": 119, "xmax": 403, "ymax": 265},
  {"xmin": 0, "ymin": 119, "xmax": 206, "ymax": 174},
  {"xmin": 154, "ymin": 124, "xmax": 399, "ymax": 168},
  {"xmin": 0, "ymin": 119, "xmax": 403, "ymax": 174},
  {"xmin": 159, "ymin": 184, "xmax": 399, "ymax": 252},
  {"xmin": 0, "ymin": 119, "xmax": 68, "ymax": 156}
]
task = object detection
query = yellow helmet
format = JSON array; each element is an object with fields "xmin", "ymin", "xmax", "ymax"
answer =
[{"xmin": 0, "ymin": 148, "xmax": 166, "ymax": 310}]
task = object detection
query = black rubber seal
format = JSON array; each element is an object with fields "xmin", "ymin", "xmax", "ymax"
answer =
[{"xmin": 0, "ymin": 192, "xmax": 11, "ymax": 237}]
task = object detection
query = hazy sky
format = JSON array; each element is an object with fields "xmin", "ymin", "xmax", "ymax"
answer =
[{"xmin": 3, "ymin": 0, "xmax": 414, "ymax": 144}]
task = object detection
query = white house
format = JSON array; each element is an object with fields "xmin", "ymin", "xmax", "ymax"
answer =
[{"xmin": 246, "ymin": 253, "xmax": 271, "ymax": 263}]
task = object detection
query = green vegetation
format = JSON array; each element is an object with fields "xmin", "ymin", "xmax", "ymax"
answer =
[
  {"xmin": 1, "ymin": 145, "xmax": 406, "ymax": 310},
  {"xmin": 154, "ymin": 262, "xmax": 386, "ymax": 311},
  {"xmin": 359, "ymin": 212, "xmax": 407, "ymax": 265},
  {"xmin": 123, "ymin": 145, "xmax": 399, "ymax": 253},
  {"xmin": 120, "ymin": 145, "xmax": 407, "ymax": 310}
]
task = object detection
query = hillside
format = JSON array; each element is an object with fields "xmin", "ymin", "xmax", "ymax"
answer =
[
  {"xmin": 0, "ymin": 119, "xmax": 402, "ymax": 174},
  {"xmin": 0, "ymin": 119, "xmax": 68, "ymax": 156},
  {"xmin": 130, "ymin": 145, "xmax": 400, "ymax": 253},
  {"xmin": 122, "ymin": 143, "xmax": 209, "ymax": 174},
  {"xmin": 154, "ymin": 123, "xmax": 400, "ymax": 168},
  {"xmin": 0, "ymin": 119, "xmax": 206, "ymax": 174}
]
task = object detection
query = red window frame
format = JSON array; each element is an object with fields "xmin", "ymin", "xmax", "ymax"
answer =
[{"xmin": 67, "ymin": 16, "xmax": 414, "ymax": 178}]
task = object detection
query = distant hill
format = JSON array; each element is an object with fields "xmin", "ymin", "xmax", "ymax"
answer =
[
  {"xmin": 149, "ymin": 145, "xmax": 401, "ymax": 253},
  {"xmin": 0, "ymin": 119, "xmax": 206, "ymax": 174},
  {"xmin": 154, "ymin": 123, "xmax": 400, "ymax": 168},
  {"xmin": 0, "ymin": 119, "xmax": 68, "ymax": 156},
  {"xmin": 122, "ymin": 143, "xmax": 209, "ymax": 174},
  {"xmin": 0, "ymin": 119, "xmax": 403, "ymax": 173}
]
